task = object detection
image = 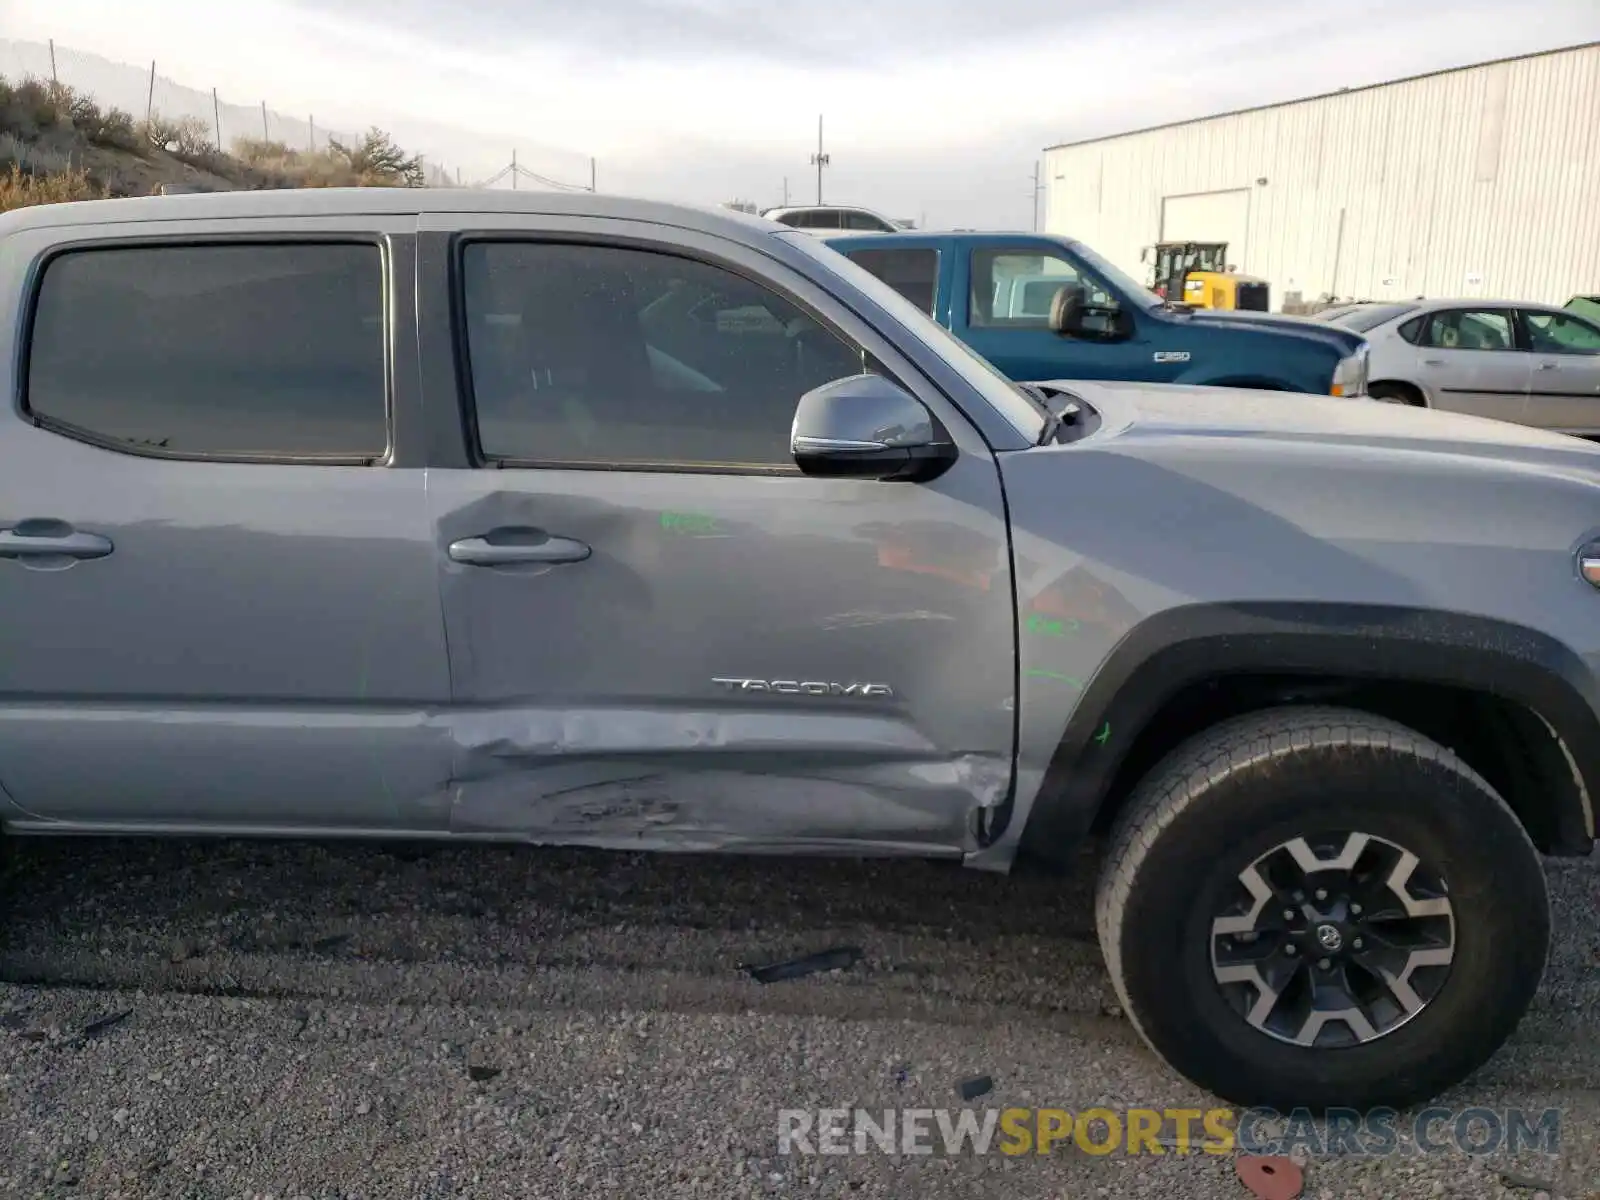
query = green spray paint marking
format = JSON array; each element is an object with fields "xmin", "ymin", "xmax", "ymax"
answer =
[
  {"xmin": 660, "ymin": 510, "xmax": 721, "ymax": 535},
  {"xmin": 1094, "ymin": 721, "xmax": 1112, "ymax": 746},
  {"xmin": 1025, "ymin": 614, "xmax": 1081, "ymax": 638},
  {"xmin": 1024, "ymin": 668, "xmax": 1083, "ymax": 688}
]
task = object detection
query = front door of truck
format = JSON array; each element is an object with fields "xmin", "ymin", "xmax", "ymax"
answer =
[
  {"xmin": 417, "ymin": 215, "xmax": 1016, "ymax": 854},
  {"xmin": 956, "ymin": 242, "xmax": 1175, "ymax": 384}
]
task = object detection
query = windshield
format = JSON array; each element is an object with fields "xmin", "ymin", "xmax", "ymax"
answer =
[
  {"xmin": 1567, "ymin": 296, "xmax": 1600, "ymax": 323},
  {"xmin": 779, "ymin": 231, "xmax": 1048, "ymax": 436},
  {"xmin": 1068, "ymin": 240, "xmax": 1165, "ymax": 309},
  {"xmin": 1329, "ymin": 303, "xmax": 1419, "ymax": 332}
]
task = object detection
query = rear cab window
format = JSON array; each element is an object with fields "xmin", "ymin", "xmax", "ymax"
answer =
[
  {"xmin": 25, "ymin": 242, "xmax": 388, "ymax": 461},
  {"xmin": 842, "ymin": 247, "xmax": 940, "ymax": 316}
]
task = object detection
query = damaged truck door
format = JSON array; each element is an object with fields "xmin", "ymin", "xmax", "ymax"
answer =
[{"xmin": 421, "ymin": 222, "xmax": 1018, "ymax": 854}]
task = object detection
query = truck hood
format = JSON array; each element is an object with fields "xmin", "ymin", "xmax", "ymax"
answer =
[
  {"xmin": 1169, "ymin": 306, "xmax": 1364, "ymax": 352},
  {"xmin": 1042, "ymin": 379, "xmax": 1600, "ymax": 469}
]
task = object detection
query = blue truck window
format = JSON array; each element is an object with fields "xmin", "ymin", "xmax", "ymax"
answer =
[
  {"xmin": 969, "ymin": 248, "xmax": 1115, "ymax": 329},
  {"xmin": 843, "ymin": 248, "xmax": 939, "ymax": 317}
]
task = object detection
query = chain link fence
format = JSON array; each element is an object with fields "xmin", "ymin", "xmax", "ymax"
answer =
[{"xmin": 1, "ymin": 38, "xmax": 594, "ymax": 191}]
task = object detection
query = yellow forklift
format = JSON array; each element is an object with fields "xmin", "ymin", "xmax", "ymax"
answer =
[{"xmin": 1144, "ymin": 241, "xmax": 1270, "ymax": 311}]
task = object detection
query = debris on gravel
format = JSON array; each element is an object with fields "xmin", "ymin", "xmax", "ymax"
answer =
[{"xmin": 0, "ymin": 839, "xmax": 1594, "ymax": 1199}]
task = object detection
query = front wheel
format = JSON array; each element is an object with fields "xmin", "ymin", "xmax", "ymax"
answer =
[
  {"xmin": 1369, "ymin": 381, "xmax": 1425, "ymax": 406},
  {"xmin": 1095, "ymin": 706, "xmax": 1550, "ymax": 1111}
]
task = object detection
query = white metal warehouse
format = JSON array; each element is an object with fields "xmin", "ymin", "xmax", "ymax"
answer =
[{"xmin": 1042, "ymin": 41, "xmax": 1600, "ymax": 308}]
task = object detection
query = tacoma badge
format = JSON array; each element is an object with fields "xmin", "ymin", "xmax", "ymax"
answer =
[{"xmin": 712, "ymin": 677, "xmax": 894, "ymax": 698}]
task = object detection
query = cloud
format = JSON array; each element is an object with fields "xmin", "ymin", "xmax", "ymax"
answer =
[
  {"xmin": 4, "ymin": 0, "xmax": 1597, "ymax": 226},
  {"xmin": 300, "ymin": 0, "xmax": 1178, "ymax": 69}
]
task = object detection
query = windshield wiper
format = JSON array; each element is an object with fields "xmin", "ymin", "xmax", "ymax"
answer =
[
  {"xmin": 1014, "ymin": 380, "xmax": 1050, "ymax": 410},
  {"xmin": 1014, "ymin": 381, "xmax": 1064, "ymax": 442},
  {"xmin": 1023, "ymin": 383, "xmax": 1100, "ymax": 445}
]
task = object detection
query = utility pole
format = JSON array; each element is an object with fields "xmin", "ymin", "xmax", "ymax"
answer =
[
  {"xmin": 48, "ymin": 39, "xmax": 58, "ymax": 87},
  {"xmin": 212, "ymin": 88, "xmax": 222, "ymax": 152},
  {"xmin": 590, "ymin": 156, "xmax": 597, "ymax": 193},
  {"xmin": 511, "ymin": 148, "xmax": 517, "ymax": 190},
  {"xmin": 782, "ymin": 176, "xmax": 789, "ymax": 206},
  {"xmin": 809, "ymin": 114, "xmax": 829, "ymax": 205},
  {"xmin": 260, "ymin": 101, "xmax": 269, "ymax": 140},
  {"xmin": 308, "ymin": 115, "xmax": 314, "ymax": 152},
  {"xmin": 145, "ymin": 61, "xmax": 155, "ymax": 126},
  {"xmin": 1030, "ymin": 161, "xmax": 1042, "ymax": 231}
]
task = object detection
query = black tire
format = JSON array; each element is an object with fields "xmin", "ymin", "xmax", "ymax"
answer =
[
  {"xmin": 1094, "ymin": 705, "xmax": 1550, "ymax": 1111},
  {"xmin": 1369, "ymin": 381, "xmax": 1424, "ymax": 406}
]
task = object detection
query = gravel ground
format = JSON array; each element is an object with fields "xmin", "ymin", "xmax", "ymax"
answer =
[{"xmin": 0, "ymin": 837, "xmax": 1594, "ymax": 1200}]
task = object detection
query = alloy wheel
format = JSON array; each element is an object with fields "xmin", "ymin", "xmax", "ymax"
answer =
[{"xmin": 1209, "ymin": 831, "xmax": 1456, "ymax": 1048}]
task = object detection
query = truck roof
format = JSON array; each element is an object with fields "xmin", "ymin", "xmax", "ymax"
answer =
[
  {"xmin": 0, "ymin": 187, "xmax": 791, "ymax": 240},
  {"xmin": 826, "ymin": 229, "xmax": 1055, "ymax": 241}
]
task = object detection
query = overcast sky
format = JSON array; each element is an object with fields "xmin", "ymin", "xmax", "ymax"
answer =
[{"xmin": 4, "ymin": 0, "xmax": 1598, "ymax": 226}]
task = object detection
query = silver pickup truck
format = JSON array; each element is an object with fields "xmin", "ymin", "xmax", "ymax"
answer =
[{"xmin": 0, "ymin": 189, "xmax": 1594, "ymax": 1112}]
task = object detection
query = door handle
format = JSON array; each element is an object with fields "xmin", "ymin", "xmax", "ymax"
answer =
[
  {"xmin": 449, "ymin": 529, "xmax": 591, "ymax": 566},
  {"xmin": 0, "ymin": 523, "xmax": 113, "ymax": 561},
  {"xmin": 1536, "ymin": 362, "xmax": 1559, "ymax": 371},
  {"xmin": 1422, "ymin": 358, "xmax": 1445, "ymax": 366}
]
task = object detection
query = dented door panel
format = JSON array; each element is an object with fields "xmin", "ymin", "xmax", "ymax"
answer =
[{"xmin": 425, "ymin": 463, "xmax": 1016, "ymax": 853}]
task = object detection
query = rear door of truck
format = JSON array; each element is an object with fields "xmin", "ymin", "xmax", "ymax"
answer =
[{"xmin": 0, "ymin": 211, "xmax": 453, "ymax": 831}]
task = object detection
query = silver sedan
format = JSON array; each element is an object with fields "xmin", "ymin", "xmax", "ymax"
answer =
[{"xmin": 1317, "ymin": 299, "xmax": 1600, "ymax": 435}]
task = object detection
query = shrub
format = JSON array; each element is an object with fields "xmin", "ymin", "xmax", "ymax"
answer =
[
  {"xmin": 141, "ymin": 113, "xmax": 222, "ymax": 170},
  {"xmin": 0, "ymin": 132, "xmax": 74, "ymax": 175},
  {"xmin": 327, "ymin": 127, "xmax": 423, "ymax": 188},
  {"xmin": 79, "ymin": 103, "xmax": 139, "ymax": 152},
  {"xmin": 0, "ymin": 76, "xmax": 72, "ymax": 137},
  {"xmin": 0, "ymin": 163, "xmax": 102, "ymax": 212},
  {"xmin": 232, "ymin": 136, "xmax": 298, "ymax": 169}
]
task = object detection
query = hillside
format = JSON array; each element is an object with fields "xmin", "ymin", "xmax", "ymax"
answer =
[{"xmin": 1, "ymin": 73, "xmax": 424, "ymax": 211}]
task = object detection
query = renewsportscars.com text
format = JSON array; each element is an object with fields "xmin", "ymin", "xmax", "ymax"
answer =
[{"xmin": 777, "ymin": 1106, "xmax": 1562, "ymax": 1158}]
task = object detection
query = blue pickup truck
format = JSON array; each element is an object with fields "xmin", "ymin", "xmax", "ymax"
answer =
[{"xmin": 825, "ymin": 231, "xmax": 1370, "ymax": 397}]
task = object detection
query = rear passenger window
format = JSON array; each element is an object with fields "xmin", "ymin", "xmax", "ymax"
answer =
[
  {"xmin": 27, "ymin": 243, "xmax": 387, "ymax": 460},
  {"xmin": 460, "ymin": 241, "xmax": 869, "ymax": 470},
  {"xmin": 1419, "ymin": 309, "xmax": 1515, "ymax": 352},
  {"xmin": 1397, "ymin": 316, "xmax": 1425, "ymax": 344},
  {"xmin": 846, "ymin": 248, "xmax": 939, "ymax": 316},
  {"xmin": 843, "ymin": 210, "xmax": 893, "ymax": 232}
]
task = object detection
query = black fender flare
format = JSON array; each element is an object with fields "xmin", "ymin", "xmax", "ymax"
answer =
[{"xmin": 1017, "ymin": 602, "xmax": 1599, "ymax": 856}]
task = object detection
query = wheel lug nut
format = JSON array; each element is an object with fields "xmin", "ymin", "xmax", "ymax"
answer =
[
  {"xmin": 1314, "ymin": 888, "xmax": 1328, "ymax": 902},
  {"xmin": 1350, "ymin": 903, "xmax": 1362, "ymax": 916},
  {"xmin": 1293, "ymin": 891, "xmax": 1305, "ymax": 902},
  {"xmin": 1318, "ymin": 958, "xmax": 1332, "ymax": 970},
  {"xmin": 1285, "ymin": 944, "xmax": 1298, "ymax": 956},
  {"xmin": 1283, "ymin": 909, "xmax": 1296, "ymax": 922},
  {"xmin": 1352, "ymin": 937, "xmax": 1364, "ymax": 950}
]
